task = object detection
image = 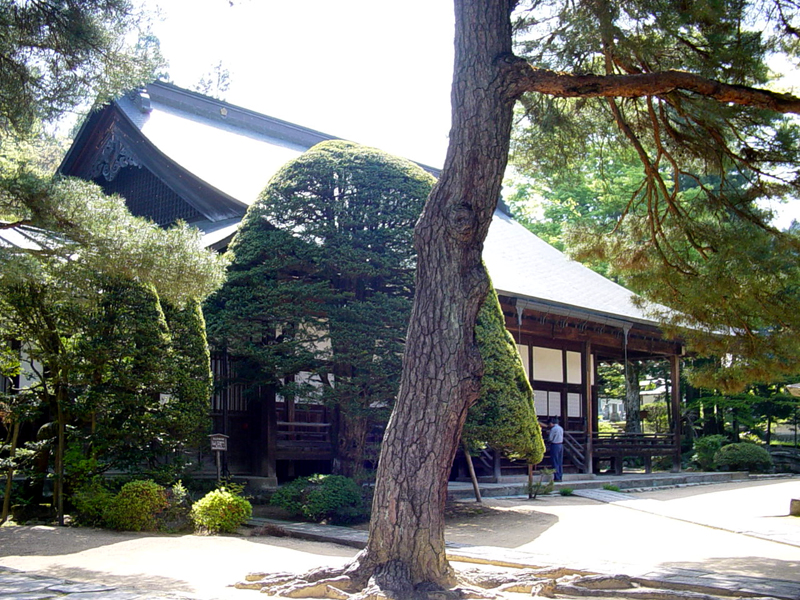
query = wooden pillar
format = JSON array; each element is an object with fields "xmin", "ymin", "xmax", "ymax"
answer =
[
  {"xmin": 582, "ymin": 341, "xmax": 593, "ymax": 474},
  {"xmin": 254, "ymin": 385, "xmax": 278, "ymax": 481},
  {"xmin": 670, "ymin": 355, "xmax": 682, "ymax": 473}
]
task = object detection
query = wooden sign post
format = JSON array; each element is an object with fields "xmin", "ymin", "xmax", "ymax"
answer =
[{"xmin": 208, "ymin": 433, "xmax": 229, "ymax": 482}]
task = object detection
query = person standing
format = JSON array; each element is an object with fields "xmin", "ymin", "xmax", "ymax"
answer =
[{"xmin": 548, "ymin": 417, "xmax": 564, "ymax": 481}]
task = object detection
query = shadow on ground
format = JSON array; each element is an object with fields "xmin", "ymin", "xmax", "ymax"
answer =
[
  {"xmin": 4, "ymin": 563, "xmax": 193, "ymax": 594},
  {"xmin": 658, "ymin": 555, "xmax": 800, "ymax": 582},
  {"xmin": 0, "ymin": 526, "xmax": 159, "ymax": 557},
  {"xmin": 444, "ymin": 501, "xmax": 560, "ymax": 548}
]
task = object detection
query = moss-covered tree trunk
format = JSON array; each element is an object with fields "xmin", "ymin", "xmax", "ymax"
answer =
[{"xmin": 349, "ymin": 2, "xmax": 520, "ymax": 590}]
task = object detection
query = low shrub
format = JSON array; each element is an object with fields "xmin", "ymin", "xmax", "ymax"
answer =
[
  {"xmin": 70, "ymin": 478, "xmax": 114, "ymax": 527},
  {"xmin": 527, "ymin": 468, "xmax": 554, "ymax": 499},
  {"xmin": 714, "ymin": 443, "xmax": 773, "ymax": 472},
  {"xmin": 559, "ymin": 487, "xmax": 574, "ymax": 496},
  {"xmin": 602, "ymin": 484, "xmax": 621, "ymax": 492},
  {"xmin": 191, "ymin": 487, "xmax": 252, "ymax": 534},
  {"xmin": 160, "ymin": 481, "xmax": 193, "ymax": 532},
  {"xmin": 693, "ymin": 435, "xmax": 728, "ymax": 470},
  {"xmin": 105, "ymin": 480, "xmax": 168, "ymax": 531},
  {"xmin": 271, "ymin": 474, "xmax": 367, "ymax": 524}
]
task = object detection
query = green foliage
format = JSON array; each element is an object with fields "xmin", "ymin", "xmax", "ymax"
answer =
[
  {"xmin": 464, "ymin": 285, "xmax": 545, "ymax": 464},
  {"xmin": 69, "ymin": 478, "xmax": 114, "ymax": 527},
  {"xmin": 206, "ymin": 140, "xmax": 435, "ymax": 476},
  {"xmin": 528, "ymin": 468, "xmax": 554, "ymax": 499},
  {"xmin": 190, "ymin": 486, "xmax": 252, "ymax": 534},
  {"xmin": 714, "ymin": 442, "xmax": 773, "ymax": 472},
  {"xmin": 0, "ymin": 0, "xmax": 165, "ymax": 134},
  {"xmin": 105, "ymin": 480, "xmax": 168, "ymax": 532},
  {"xmin": 271, "ymin": 474, "xmax": 367, "ymax": 524},
  {"xmin": 559, "ymin": 487, "xmax": 574, "ymax": 496},
  {"xmin": 159, "ymin": 481, "xmax": 193, "ymax": 532},
  {"xmin": 509, "ymin": 0, "xmax": 800, "ymax": 391},
  {"xmin": 693, "ymin": 435, "xmax": 729, "ymax": 470},
  {"xmin": 602, "ymin": 484, "xmax": 621, "ymax": 492},
  {"xmin": 0, "ymin": 162, "xmax": 226, "ymax": 507}
]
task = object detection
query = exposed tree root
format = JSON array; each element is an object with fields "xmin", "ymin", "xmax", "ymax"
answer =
[{"xmin": 236, "ymin": 568, "xmax": 785, "ymax": 600}]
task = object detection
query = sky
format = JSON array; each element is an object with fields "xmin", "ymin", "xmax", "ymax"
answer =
[
  {"xmin": 144, "ymin": 1, "xmax": 455, "ymax": 169},
  {"xmin": 143, "ymin": 0, "xmax": 799, "ymax": 226}
]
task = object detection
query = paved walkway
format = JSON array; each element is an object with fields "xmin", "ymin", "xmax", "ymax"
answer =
[{"xmin": 2, "ymin": 475, "xmax": 799, "ymax": 599}]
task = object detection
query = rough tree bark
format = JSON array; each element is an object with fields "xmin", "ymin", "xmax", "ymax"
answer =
[
  {"xmin": 249, "ymin": 1, "xmax": 800, "ymax": 597},
  {"xmin": 346, "ymin": 1, "xmax": 520, "ymax": 590}
]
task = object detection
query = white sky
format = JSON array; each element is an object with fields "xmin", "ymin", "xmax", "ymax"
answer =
[
  {"xmin": 145, "ymin": 0, "xmax": 455, "ymax": 168},
  {"xmin": 144, "ymin": 0, "xmax": 799, "ymax": 226}
]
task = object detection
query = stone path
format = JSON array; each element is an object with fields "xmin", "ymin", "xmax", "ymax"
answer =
[{"xmin": 0, "ymin": 567, "xmax": 193, "ymax": 600}]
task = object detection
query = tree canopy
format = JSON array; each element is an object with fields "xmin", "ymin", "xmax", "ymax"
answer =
[
  {"xmin": 0, "ymin": 0, "xmax": 164, "ymax": 135},
  {"xmin": 508, "ymin": 0, "xmax": 800, "ymax": 390},
  {"xmin": 207, "ymin": 140, "xmax": 436, "ymax": 477}
]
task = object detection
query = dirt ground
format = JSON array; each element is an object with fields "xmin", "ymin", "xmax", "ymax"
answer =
[{"xmin": 1, "ymin": 478, "xmax": 798, "ymax": 599}]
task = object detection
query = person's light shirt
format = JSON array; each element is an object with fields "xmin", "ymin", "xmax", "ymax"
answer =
[{"xmin": 548, "ymin": 424, "xmax": 564, "ymax": 444}]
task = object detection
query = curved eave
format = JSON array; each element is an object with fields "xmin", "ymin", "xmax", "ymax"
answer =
[{"xmin": 59, "ymin": 103, "xmax": 248, "ymax": 222}]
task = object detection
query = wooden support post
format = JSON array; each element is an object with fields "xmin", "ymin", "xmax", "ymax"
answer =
[
  {"xmin": 582, "ymin": 341, "xmax": 593, "ymax": 474},
  {"xmin": 462, "ymin": 440, "xmax": 482, "ymax": 503},
  {"xmin": 670, "ymin": 355, "xmax": 682, "ymax": 473}
]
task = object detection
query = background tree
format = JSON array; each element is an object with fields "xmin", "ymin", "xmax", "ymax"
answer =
[
  {"xmin": 0, "ymin": 0, "xmax": 164, "ymax": 135},
  {"xmin": 509, "ymin": 0, "xmax": 800, "ymax": 391},
  {"xmin": 207, "ymin": 140, "xmax": 435, "ymax": 478},
  {"xmin": 0, "ymin": 169, "xmax": 227, "ymax": 523},
  {"xmin": 264, "ymin": 1, "xmax": 800, "ymax": 597}
]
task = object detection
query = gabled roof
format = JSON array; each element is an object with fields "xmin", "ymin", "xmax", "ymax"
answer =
[{"xmin": 61, "ymin": 81, "xmax": 661, "ymax": 329}]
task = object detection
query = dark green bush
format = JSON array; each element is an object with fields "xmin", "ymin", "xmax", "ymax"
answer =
[
  {"xmin": 191, "ymin": 487, "xmax": 252, "ymax": 534},
  {"xmin": 271, "ymin": 474, "xmax": 367, "ymax": 524},
  {"xmin": 693, "ymin": 435, "xmax": 728, "ymax": 470},
  {"xmin": 714, "ymin": 443, "xmax": 773, "ymax": 472},
  {"xmin": 105, "ymin": 480, "xmax": 168, "ymax": 531},
  {"xmin": 70, "ymin": 478, "xmax": 114, "ymax": 527}
]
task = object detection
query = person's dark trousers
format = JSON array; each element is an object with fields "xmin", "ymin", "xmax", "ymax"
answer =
[{"xmin": 550, "ymin": 442, "xmax": 563, "ymax": 481}]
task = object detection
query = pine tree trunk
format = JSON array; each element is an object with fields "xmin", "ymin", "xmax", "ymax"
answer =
[
  {"xmin": 351, "ymin": 0, "xmax": 520, "ymax": 589},
  {"xmin": 1, "ymin": 420, "xmax": 20, "ymax": 525},
  {"xmin": 624, "ymin": 361, "xmax": 642, "ymax": 434},
  {"xmin": 334, "ymin": 411, "xmax": 369, "ymax": 480}
]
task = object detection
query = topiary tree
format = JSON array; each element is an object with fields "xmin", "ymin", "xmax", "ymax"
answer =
[
  {"xmin": 463, "ymin": 282, "xmax": 544, "ymax": 472},
  {"xmin": 207, "ymin": 140, "xmax": 435, "ymax": 478}
]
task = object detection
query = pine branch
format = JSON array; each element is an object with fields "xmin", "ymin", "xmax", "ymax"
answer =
[{"xmin": 511, "ymin": 65, "xmax": 800, "ymax": 114}]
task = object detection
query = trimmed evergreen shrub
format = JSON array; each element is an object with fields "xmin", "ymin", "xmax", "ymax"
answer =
[
  {"xmin": 70, "ymin": 478, "xmax": 114, "ymax": 527},
  {"xmin": 693, "ymin": 435, "xmax": 728, "ymax": 470},
  {"xmin": 271, "ymin": 474, "xmax": 367, "ymax": 524},
  {"xmin": 602, "ymin": 484, "xmax": 621, "ymax": 492},
  {"xmin": 559, "ymin": 487, "xmax": 574, "ymax": 496},
  {"xmin": 105, "ymin": 480, "xmax": 168, "ymax": 531},
  {"xmin": 191, "ymin": 487, "xmax": 252, "ymax": 534},
  {"xmin": 714, "ymin": 442, "xmax": 773, "ymax": 472}
]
